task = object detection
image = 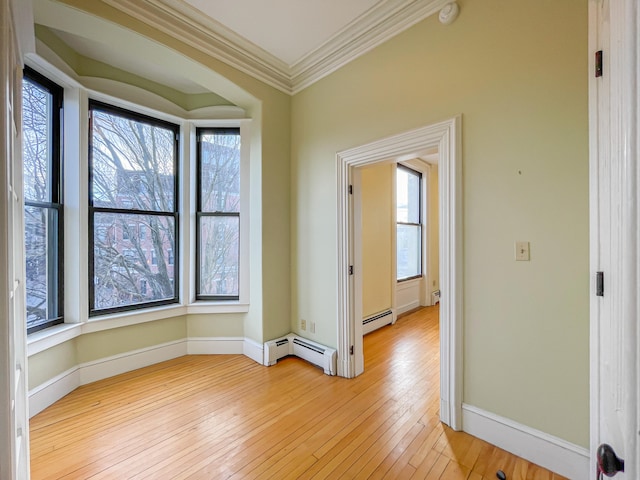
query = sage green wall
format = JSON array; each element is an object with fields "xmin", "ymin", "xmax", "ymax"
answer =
[
  {"xmin": 187, "ymin": 314, "xmax": 245, "ymax": 338},
  {"xmin": 428, "ymin": 166, "xmax": 439, "ymax": 294},
  {"xmin": 76, "ymin": 317, "xmax": 187, "ymax": 364},
  {"xmin": 291, "ymin": 0, "xmax": 589, "ymax": 447},
  {"xmin": 361, "ymin": 163, "xmax": 393, "ymax": 318},
  {"xmin": 28, "ymin": 340, "xmax": 77, "ymax": 390}
]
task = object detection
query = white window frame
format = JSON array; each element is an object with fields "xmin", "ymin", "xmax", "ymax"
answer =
[
  {"xmin": 396, "ymin": 163, "xmax": 423, "ymax": 282},
  {"xmin": 185, "ymin": 119, "xmax": 250, "ymax": 313}
]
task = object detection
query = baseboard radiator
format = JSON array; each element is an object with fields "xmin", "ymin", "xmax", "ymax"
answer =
[
  {"xmin": 264, "ymin": 334, "xmax": 337, "ymax": 375},
  {"xmin": 362, "ymin": 309, "xmax": 394, "ymax": 335},
  {"xmin": 431, "ymin": 290, "xmax": 441, "ymax": 305}
]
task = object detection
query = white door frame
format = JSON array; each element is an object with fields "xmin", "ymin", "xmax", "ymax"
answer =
[
  {"xmin": 336, "ymin": 116, "xmax": 463, "ymax": 429},
  {"xmin": 1, "ymin": 0, "xmax": 33, "ymax": 479},
  {"xmin": 589, "ymin": 0, "xmax": 639, "ymax": 478}
]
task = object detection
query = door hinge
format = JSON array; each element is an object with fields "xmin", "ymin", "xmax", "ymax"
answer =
[
  {"xmin": 595, "ymin": 50, "xmax": 603, "ymax": 77},
  {"xmin": 349, "ymin": 185, "xmax": 353, "ymax": 194},
  {"xmin": 596, "ymin": 271, "xmax": 604, "ymax": 297},
  {"xmin": 349, "ymin": 265, "xmax": 354, "ymax": 275},
  {"xmin": 350, "ymin": 345, "xmax": 354, "ymax": 355}
]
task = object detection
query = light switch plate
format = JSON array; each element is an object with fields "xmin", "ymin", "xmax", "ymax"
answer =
[{"xmin": 515, "ymin": 241, "xmax": 530, "ymax": 261}]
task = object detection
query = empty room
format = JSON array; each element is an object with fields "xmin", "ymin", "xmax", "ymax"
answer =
[{"xmin": 3, "ymin": 0, "xmax": 638, "ymax": 479}]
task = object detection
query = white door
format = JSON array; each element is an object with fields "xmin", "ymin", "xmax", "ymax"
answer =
[
  {"xmin": 1, "ymin": 0, "xmax": 31, "ymax": 478},
  {"xmin": 590, "ymin": 1, "xmax": 638, "ymax": 478}
]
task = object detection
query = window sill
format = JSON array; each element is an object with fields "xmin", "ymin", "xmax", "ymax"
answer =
[
  {"xmin": 27, "ymin": 323, "xmax": 82, "ymax": 356},
  {"xmin": 397, "ymin": 277, "xmax": 423, "ymax": 287},
  {"xmin": 186, "ymin": 302, "xmax": 249, "ymax": 315},
  {"xmin": 26, "ymin": 302, "xmax": 250, "ymax": 356},
  {"xmin": 84, "ymin": 304, "xmax": 187, "ymax": 333}
]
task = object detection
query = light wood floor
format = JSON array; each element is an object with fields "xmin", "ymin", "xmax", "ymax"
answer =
[{"xmin": 30, "ymin": 307, "xmax": 567, "ymax": 479}]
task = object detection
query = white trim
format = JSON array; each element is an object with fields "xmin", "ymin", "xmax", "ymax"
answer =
[
  {"xmin": 100, "ymin": 0, "xmax": 452, "ymax": 95},
  {"xmin": 185, "ymin": 302, "xmax": 250, "ymax": 314},
  {"xmin": 462, "ymin": 404, "xmax": 590, "ymax": 480},
  {"xmin": 243, "ymin": 337, "xmax": 265, "ymax": 365},
  {"xmin": 396, "ymin": 277, "xmax": 422, "ymax": 315},
  {"xmin": 289, "ymin": 0, "xmax": 452, "ymax": 93},
  {"xmin": 82, "ymin": 305, "xmax": 187, "ymax": 334},
  {"xmin": 27, "ymin": 323, "xmax": 82, "ymax": 356},
  {"xmin": 28, "ymin": 339, "xmax": 188, "ymax": 417},
  {"xmin": 186, "ymin": 337, "xmax": 244, "ymax": 355},
  {"xmin": 28, "ymin": 367, "xmax": 80, "ymax": 418},
  {"xmin": 589, "ymin": 1, "xmax": 640, "ymax": 478},
  {"xmin": 336, "ymin": 117, "xmax": 463, "ymax": 429},
  {"xmin": 396, "ymin": 300, "xmax": 421, "ymax": 316},
  {"xmin": 78, "ymin": 340, "xmax": 187, "ymax": 385}
]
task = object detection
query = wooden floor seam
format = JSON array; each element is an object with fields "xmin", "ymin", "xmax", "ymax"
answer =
[{"xmin": 29, "ymin": 306, "xmax": 567, "ymax": 480}]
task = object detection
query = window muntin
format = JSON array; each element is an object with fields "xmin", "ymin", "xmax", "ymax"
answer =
[
  {"xmin": 89, "ymin": 101, "xmax": 179, "ymax": 315},
  {"xmin": 23, "ymin": 68, "xmax": 64, "ymax": 334},
  {"xmin": 396, "ymin": 165, "xmax": 422, "ymax": 281},
  {"xmin": 196, "ymin": 128, "xmax": 240, "ymax": 300}
]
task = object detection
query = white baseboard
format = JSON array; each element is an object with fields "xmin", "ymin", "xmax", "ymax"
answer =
[
  {"xmin": 79, "ymin": 340, "xmax": 187, "ymax": 385},
  {"xmin": 29, "ymin": 336, "xmax": 264, "ymax": 417},
  {"xmin": 362, "ymin": 310, "xmax": 394, "ymax": 335},
  {"xmin": 29, "ymin": 367, "xmax": 80, "ymax": 417},
  {"xmin": 397, "ymin": 300, "xmax": 420, "ymax": 315},
  {"xmin": 462, "ymin": 404, "xmax": 589, "ymax": 480},
  {"xmin": 243, "ymin": 337, "xmax": 265, "ymax": 365}
]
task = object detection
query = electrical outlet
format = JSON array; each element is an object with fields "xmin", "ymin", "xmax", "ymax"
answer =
[
  {"xmin": 310, "ymin": 322, "xmax": 315, "ymax": 333},
  {"xmin": 515, "ymin": 241, "xmax": 530, "ymax": 261},
  {"xmin": 301, "ymin": 319, "xmax": 306, "ymax": 330}
]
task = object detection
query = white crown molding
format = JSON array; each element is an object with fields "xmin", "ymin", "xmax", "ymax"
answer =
[
  {"xmin": 101, "ymin": 0, "xmax": 293, "ymax": 93},
  {"xmin": 100, "ymin": 0, "xmax": 453, "ymax": 95},
  {"xmin": 290, "ymin": 0, "xmax": 451, "ymax": 93}
]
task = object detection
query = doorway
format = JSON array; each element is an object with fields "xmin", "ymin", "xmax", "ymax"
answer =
[
  {"xmin": 336, "ymin": 117, "xmax": 463, "ymax": 429},
  {"xmin": 357, "ymin": 157, "xmax": 438, "ymax": 330}
]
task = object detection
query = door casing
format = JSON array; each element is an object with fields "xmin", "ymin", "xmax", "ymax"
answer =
[
  {"xmin": 589, "ymin": 0, "xmax": 639, "ymax": 478},
  {"xmin": 336, "ymin": 116, "xmax": 462, "ymax": 429}
]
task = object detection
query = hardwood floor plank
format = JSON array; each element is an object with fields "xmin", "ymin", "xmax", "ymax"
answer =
[
  {"xmin": 439, "ymin": 460, "xmax": 471, "ymax": 480},
  {"xmin": 29, "ymin": 306, "xmax": 566, "ymax": 480}
]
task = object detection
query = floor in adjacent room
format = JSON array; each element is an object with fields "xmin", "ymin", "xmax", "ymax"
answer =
[{"xmin": 29, "ymin": 306, "xmax": 566, "ymax": 479}]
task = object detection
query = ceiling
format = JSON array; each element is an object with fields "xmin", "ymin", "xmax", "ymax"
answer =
[
  {"xmin": 182, "ymin": 0, "xmax": 382, "ymax": 66},
  {"xmin": 98, "ymin": 0, "xmax": 456, "ymax": 94}
]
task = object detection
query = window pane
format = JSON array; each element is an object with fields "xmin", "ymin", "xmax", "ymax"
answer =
[
  {"xmin": 397, "ymin": 168, "xmax": 420, "ymax": 224},
  {"xmin": 91, "ymin": 109, "xmax": 176, "ymax": 212},
  {"xmin": 198, "ymin": 216, "xmax": 239, "ymax": 297},
  {"xmin": 200, "ymin": 131, "xmax": 240, "ymax": 213},
  {"xmin": 22, "ymin": 77, "xmax": 52, "ymax": 202},
  {"xmin": 25, "ymin": 206, "xmax": 60, "ymax": 329},
  {"xmin": 93, "ymin": 212, "xmax": 176, "ymax": 310},
  {"xmin": 397, "ymin": 224, "xmax": 421, "ymax": 279}
]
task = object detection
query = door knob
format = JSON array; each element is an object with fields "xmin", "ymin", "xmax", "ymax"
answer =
[{"xmin": 597, "ymin": 443, "xmax": 624, "ymax": 478}]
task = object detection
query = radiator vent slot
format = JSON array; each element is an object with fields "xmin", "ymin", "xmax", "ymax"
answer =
[
  {"xmin": 432, "ymin": 290, "xmax": 441, "ymax": 305},
  {"xmin": 264, "ymin": 334, "xmax": 337, "ymax": 375},
  {"xmin": 292, "ymin": 338, "xmax": 324, "ymax": 354},
  {"xmin": 363, "ymin": 309, "xmax": 394, "ymax": 335}
]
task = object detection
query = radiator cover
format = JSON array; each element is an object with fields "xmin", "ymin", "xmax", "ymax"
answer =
[{"xmin": 264, "ymin": 334, "xmax": 337, "ymax": 375}]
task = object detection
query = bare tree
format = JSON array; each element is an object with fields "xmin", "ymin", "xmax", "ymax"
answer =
[
  {"xmin": 23, "ymin": 78, "xmax": 53, "ymax": 326},
  {"xmin": 199, "ymin": 132, "xmax": 240, "ymax": 296},
  {"xmin": 91, "ymin": 109, "xmax": 177, "ymax": 310}
]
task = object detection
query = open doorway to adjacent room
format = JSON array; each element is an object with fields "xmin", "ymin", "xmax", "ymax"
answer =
[{"xmin": 336, "ymin": 118, "xmax": 462, "ymax": 428}]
